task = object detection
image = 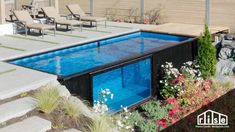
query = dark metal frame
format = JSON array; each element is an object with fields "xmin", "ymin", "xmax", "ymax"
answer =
[
  {"xmin": 58, "ymin": 32, "xmax": 198, "ymax": 107},
  {"xmin": 8, "ymin": 31, "xmax": 198, "ymax": 110}
]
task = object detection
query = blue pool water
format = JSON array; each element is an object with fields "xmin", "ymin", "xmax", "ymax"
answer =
[
  {"xmin": 10, "ymin": 32, "xmax": 190, "ymax": 77},
  {"xmin": 93, "ymin": 58, "xmax": 151, "ymax": 113}
]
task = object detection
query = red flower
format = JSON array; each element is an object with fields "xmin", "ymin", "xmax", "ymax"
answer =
[
  {"xmin": 168, "ymin": 109, "xmax": 175, "ymax": 118},
  {"xmin": 165, "ymin": 98, "xmax": 177, "ymax": 104},
  {"xmin": 157, "ymin": 119, "xmax": 168, "ymax": 128},
  {"xmin": 171, "ymin": 74, "xmax": 185, "ymax": 84}
]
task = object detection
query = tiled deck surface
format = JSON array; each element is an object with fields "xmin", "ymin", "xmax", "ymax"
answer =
[
  {"xmin": 0, "ymin": 21, "xmax": 230, "ymax": 100},
  {"xmin": 144, "ymin": 23, "xmax": 229, "ymax": 37}
]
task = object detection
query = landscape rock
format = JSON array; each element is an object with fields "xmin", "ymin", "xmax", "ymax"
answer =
[
  {"xmin": 216, "ymin": 59, "xmax": 235, "ymax": 76},
  {"xmin": 219, "ymin": 47, "xmax": 234, "ymax": 60},
  {"xmin": 221, "ymin": 39, "xmax": 235, "ymax": 49}
]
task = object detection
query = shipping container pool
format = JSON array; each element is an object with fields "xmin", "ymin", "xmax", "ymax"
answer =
[{"xmin": 9, "ymin": 31, "xmax": 197, "ymax": 113}]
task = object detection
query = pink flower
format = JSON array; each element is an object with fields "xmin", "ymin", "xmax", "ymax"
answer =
[
  {"xmin": 157, "ymin": 119, "xmax": 168, "ymax": 129},
  {"xmin": 171, "ymin": 74, "xmax": 185, "ymax": 84},
  {"xmin": 168, "ymin": 109, "xmax": 175, "ymax": 118},
  {"xmin": 165, "ymin": 98, "xmax": 177, "ymax": 104}
]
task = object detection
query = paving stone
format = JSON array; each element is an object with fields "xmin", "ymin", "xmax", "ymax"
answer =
[
  {"xmin": 0, "ymin": 116, "xmax": 51, "ymax": 132},
  {"xmin": 0, "ymin": 62, "xmax": 57, "ymax": 100},
  {"xmin": 0, "ymin": 97, "xmax": 36, "ymax": 123}
]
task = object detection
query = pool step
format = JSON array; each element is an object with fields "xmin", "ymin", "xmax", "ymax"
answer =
[
  {"xmin": 0, "ymin": 116, "xmax": 51, "ymax": 132},
  {"xmin": 0, "ymin": 97, "xmax": 36, "ymax": 124}
]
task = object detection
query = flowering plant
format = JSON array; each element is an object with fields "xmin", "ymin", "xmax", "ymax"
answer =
[
  {"xmin": 165, "ymin": 98, "xmax": 182, "ymax": 124},
  {"xmin": 115, "ymin": 106, "xmax": 136, "ymax": 131},
  {"xmin": 93, "ymin": 89, "xmax": 113, "ymax": 114},
  {"xmin": 180, "ymin": 61, "xmax": 202, "ymax": 81},
  {"xmin": 156, "ymin": 118, "xmax": 168, "ymax": 131},
  {"xmin": 160, "ymin": 62, "xmax": 182, "ymax": 98},
  {"xmin": 160, "ymin": 61, "xmax": 203, "ymax": 99}
]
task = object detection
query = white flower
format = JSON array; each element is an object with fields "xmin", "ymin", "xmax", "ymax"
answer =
[
  {"xmin": 110, "ymin": 94, "xmax": 114, "ymax": 99},
  {"xmin": 125, "ymin": 116, "xmax": 129, "ymax": 119},
  {"xmin": 186, "ymin": 61, "xmax": 193, "ymax": 65},
  {"xmin": 160, "ymin": 80, "xmax": 163, "ymax": 83},
  {"xmin": 125, "ymin": 126, "xmax": 132, "ymax": 129},
  {"xmin": 123, "ymin": 107, "xmax": 128, "ymax": 112},
  {"xmin": 117, "ymin": 120, "xmax": 124, "ymax": 128}
]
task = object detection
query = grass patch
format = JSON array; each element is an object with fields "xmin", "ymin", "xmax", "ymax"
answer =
[
  {"xmin": 82, "ymin": 116, "xmax": 112, "ymax": 132},
  {"xmin": 63, "ymin": 100, "xmax": 81, "ymax": 119},
  {"xmin": 82, "ymin": 28, "xmax": 112, "ymax": 33},
  {"xmin": 34, "ymin": 87, "xmax": 60, "ymax": 114},
  {"xmin": 99, "ymin": 24, "xmax": 133, "ymax": 29},
  {"xmin": 5, "ymin": 35, "xmax": 59, "ymax": 45},
  {"xmin": 0, "ymin": 69, "xmax": 16, "ymax": 75},
  {"xmin": 0, "ymin": 44, "xmax": 26, "ymax": 51},
  {"xmin": 49, "ymin": 31, "xmax": 87, "ymax": 39}
]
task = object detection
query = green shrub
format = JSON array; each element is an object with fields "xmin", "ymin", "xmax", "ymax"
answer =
[
  {"xmin": 125, "ymin": 111, "xmax": 143, "ymax": 126},
  {"xmin": 196, "ymin": 24, "xmax": 217, "ymax": 79},
  {"xmin": 138, "ymin": 120, "xmax": 157, "ymax": 132},
  {"xmin": 34, "ymin": 87, "xmax": 60, "ymax": 114},
  {"xmin": 141, "ymin": 100, "xmax": 171, "ymax": 120}
]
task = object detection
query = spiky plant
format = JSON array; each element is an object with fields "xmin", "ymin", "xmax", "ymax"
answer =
[
  {"xmin": 34, "ymin": 87, "xmax": 60, "ymax": 114},
  {"xmin": 63, "ymin": 100, "xmax": 81, "ymax": 119},
  {"xmin": 82, "ymin": 116, "xmax": 112, "ymax": 132}
]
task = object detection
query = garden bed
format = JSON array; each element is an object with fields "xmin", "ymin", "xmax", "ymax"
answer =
[{"xmin": 114, "ymin": 61, "xmax": 234, "ymax": 132}]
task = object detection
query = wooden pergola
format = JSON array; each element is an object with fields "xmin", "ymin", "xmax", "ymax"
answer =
[{"xmin": 0, "ymin": 0, "xmax": 59, "ymax": 24}]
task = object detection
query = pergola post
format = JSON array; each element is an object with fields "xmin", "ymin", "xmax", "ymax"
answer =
[
  {"xmin": 54, "ymin": 0, "xmax": 59, "ymax": 12},
  {"xmin": 90, "ymin": 0, "xmax": 94, "ymax": 16},
  {"xmin": 14, "ymin": 0, "xmax": 17, "ymax": 9},
  {"xmin": 205, "ymin": 0, "xmax": 210, "ymax": 25},
  {"xmin": 49, "ymin": 0, "xmax": 52, "ymax": 6},
  {"xmin": 140, "ymin": 0, "xmax": 144, "ymax": 23},
  {"xmin": 0, "ymin": 0, "xmax": 5, "ymax": 24}
]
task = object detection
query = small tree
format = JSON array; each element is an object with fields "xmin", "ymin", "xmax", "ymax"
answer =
[{"xmin": 196, "ymin": 24, "xmax": 217, "ymax": 79}]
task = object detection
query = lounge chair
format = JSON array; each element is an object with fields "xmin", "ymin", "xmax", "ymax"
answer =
[
  {"xmin": 66, "ymin": 4, "xmax": 107, "ymax": 29},
  {"xmin": 41, "ymin": 7, "xmax": 83, "ymax": 33},
  {"xmin": 13, "ymin": 10, "xmax": 55, "ymax": 37}
]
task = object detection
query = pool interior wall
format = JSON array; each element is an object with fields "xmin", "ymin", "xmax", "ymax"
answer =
[{"xmin": 9, "ymin": 31, "xmax": 197, "ymax": 113}]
